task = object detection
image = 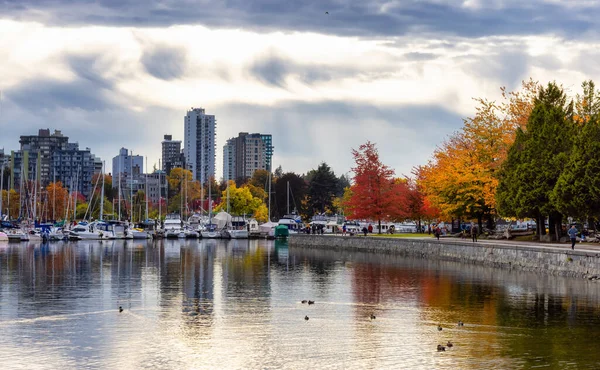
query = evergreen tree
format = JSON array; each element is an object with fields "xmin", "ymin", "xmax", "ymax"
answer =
[
  {"xmin": 496, "ymin": 82, "xmax": 573, "ymax": 239},
  {"xmin": 307, "ymin": 162, "xmax": 338, "ymax": 217},
  {"xmin": 553, "ymin": 81, "xmax": 600, "ymax": 222}
]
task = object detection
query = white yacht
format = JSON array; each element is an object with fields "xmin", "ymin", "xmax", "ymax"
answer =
[
  {"xmin": 277, "ymin": 214, "xmax": 302, "ymax": 234},
  {"xmin": 229, "ymin": 216, "xmax": 249, "ymax": 239},
  {"xmin": 164, "ymin": 214, "xmax": 184, "ymax": 239},
  {"xmin": 68, "ymin": 221, "xmax": 112, "ymax": 240}
]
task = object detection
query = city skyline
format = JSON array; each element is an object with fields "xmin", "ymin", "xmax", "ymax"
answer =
[{"xmin": 2, "ymin": 1, "xmax": 600, "ymax": 179}]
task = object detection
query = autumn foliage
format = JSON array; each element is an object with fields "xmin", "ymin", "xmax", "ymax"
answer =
[
  {"xmin": 417, "ymin": 80, "xmax": 539, "ymax": 226},
  {"xmin": 344, "ymin": 141, "xmax": 410, "ymax": 233}
]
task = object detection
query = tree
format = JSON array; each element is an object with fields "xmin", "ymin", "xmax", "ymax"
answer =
[
  {"xmin": 274, "ymin": 165, "xmax": 283, "ymax": 178},
  {"xmin": 249, "ymin": 169, "xmax": 270, "ymax": 189},
  {"xmin": 336, "ymin": 174, "xmax": 351, "ymax": 197},
  {"xmin": 273, "ymin": 172, "xmax": 306, "ymax": 220},
  {"xmin": 1, "ymin": 189, "xmax": 20, "ymax": 219},
  {"xmin": 344, "ymin": 141, "xmax": 409, "ymax": 233},
  {"xmin": 496, "ymin": 82, "xmax": 573, "ymax": 240},
  {"xmin": 46, "ymin": 181, "xmax": 69, "ymax": 221},
  {"xmin": 307, "ymin": 162, "xmax": 338, "ymax": 217},
  {"xmin": 214, "ymin": 180, "xmax": 265, "ymax": 217},
  {"xmin": 553, "ymin": 80, "xmax": 600, "ymax": 223},
  {"xmin": 418, "ymin": 80, "xmax": 540, "ymax": 229}
]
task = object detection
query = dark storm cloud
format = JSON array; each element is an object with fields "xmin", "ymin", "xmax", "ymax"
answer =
[
  {"xmin": 141, "ymin": 45, "xmax": 187, "ymax": 80},
  {"xmin": 0, "ymin": 0, "xmax": 596, "ymax": 38}
]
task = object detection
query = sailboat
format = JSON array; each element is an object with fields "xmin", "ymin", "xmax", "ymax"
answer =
[
  {"xmin": 201, "ymin": 180, "xmax": 220, "ymax": 238},
  {"xmin": 276, "ymin": 181, "xmax": 301, "ymax": 237}
]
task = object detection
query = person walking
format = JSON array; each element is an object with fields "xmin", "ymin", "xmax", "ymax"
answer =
[
  {"xmin": 342, "ymin": 224, "xmax": 347, "ymax": 236},
  {"xmin": 368, "ymin": 224, "xmax": 373, "ymax": 234},
  {"xmin": 471, "ymin": 224, "xmax": 478, "ymax": 242},
  {"xmin": 434, "ymin": 226, "xmax": 440, "ymax": 241},
  {"xmin": 568, "ymin": 225, "xmax": 578, "ymax": 250}
]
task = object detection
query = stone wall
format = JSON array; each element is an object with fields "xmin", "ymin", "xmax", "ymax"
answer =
[{"xmin": 288, "ymin": 235, "xmax": 600, "ymax": 279}]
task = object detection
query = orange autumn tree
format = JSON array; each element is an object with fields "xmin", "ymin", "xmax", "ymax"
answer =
[
  {"xmin": 46, "ymin": 181, "xmax": 69, "ymax": 221},
  {"xmin": 418, "ymin": 80, "xmax": 539, "ymax": 228},
  {"xmin": 344, "ymin": 141, "xmax": 410, "ymax": 233}
]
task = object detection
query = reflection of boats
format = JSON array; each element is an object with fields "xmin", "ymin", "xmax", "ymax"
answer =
[{"xmin": 0, "ymin": 232, "xmax": 7, "ymax": 242}]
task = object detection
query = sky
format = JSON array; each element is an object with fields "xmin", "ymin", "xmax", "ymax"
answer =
[{"xmin": 1, "ymin": 0, "xmax": 600, "ymax": 180}]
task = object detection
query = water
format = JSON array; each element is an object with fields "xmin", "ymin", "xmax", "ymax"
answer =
[{"xmin": 0, "ymin": 239, "xmax": 599, "ymax": 369}]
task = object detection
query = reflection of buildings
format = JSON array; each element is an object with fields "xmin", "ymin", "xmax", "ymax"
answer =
[{"xmin": 181, "ymin": 244, "xmax": 215, "ymax": 315}]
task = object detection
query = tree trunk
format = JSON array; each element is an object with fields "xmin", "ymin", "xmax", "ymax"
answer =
[
  {"xmin": 378, "ymin": 219, "xmax": 382, "ymax": 234},
  {"xmin": 537, "ymin": 213, "xmax": 546, "ymax": 236},
  {"xmin": 553, "ymin": 212, "xmax": 562, "ymax": 241}
]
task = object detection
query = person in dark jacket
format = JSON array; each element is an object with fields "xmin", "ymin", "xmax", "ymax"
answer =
[{"xmin": 568, "ymin": 225, "xmax": 578, "ymax": 250}]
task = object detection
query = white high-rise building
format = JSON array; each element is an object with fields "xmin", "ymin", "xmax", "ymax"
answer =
[
  {"xmin": 223, "ymin": 138, "xmax": 235, "ymax": 182},
  {"xmin": 184, "ymin": 107, "xmax": 216, "ymax": 184}
]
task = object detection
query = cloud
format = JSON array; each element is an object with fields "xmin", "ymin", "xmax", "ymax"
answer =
[
  {"xmin": 248, "ymin": 54, "xmax": 360, "ymax": 88},
  {"xmin": 1, "ymin": 0, "xmax": 599, "ymax": 38},
  {"xmin": 141, "ymin": 44, "xmax": 187, "ymax": 80},
  {"xmin": 214, "ymin": 101, "xmax": 463, "ymax": 177}
]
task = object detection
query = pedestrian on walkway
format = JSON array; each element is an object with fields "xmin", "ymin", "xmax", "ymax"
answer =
[
  {"xmin": 471, "ymin": 224, "xmax": 478, "ymax": 242},
  {"xmin": 568, "ymin": 225, "xmax": 578, "ymax": 250},
  {"xmin": 434, "ymin": 226, "xmax": 440, "ymax": 241}
]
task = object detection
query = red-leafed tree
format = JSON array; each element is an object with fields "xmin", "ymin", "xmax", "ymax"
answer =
[{"xmin": 344, "ymin": 141, "xmax": 410, "ymax": 233}]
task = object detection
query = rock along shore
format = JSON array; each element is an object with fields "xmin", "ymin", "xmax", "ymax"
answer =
[{"xmin": 288, "ymin": 234, "xmax": 600, "ymax": 279}]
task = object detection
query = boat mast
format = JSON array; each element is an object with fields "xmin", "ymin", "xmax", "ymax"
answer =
[
  {"xmin": 118, "ymin": 155, "xmax": 121, "ymax": 221},
  {"xmin": 145, "ymin": 156, "xmax": 148, "ymax": 222},
  {"xmin": 100, "ymin": 161, "xmax": 105, "ymax": 221},
  {"xmin": 286, "ymin": 180, "xmax": 289, "ymax": 215},
  {"xmin": 268, "ymin": 170, "xmax": 271, "ymax": 222},
  {"xmin": 208, "ymin": 177, "xmax": 212, "ymax": 224},
  {"xmin": 130, "ymin": 150, "xmax": 133, "ymax": 223},
  {"xmin": 73, "ymin": 170, "xmax": 78, "ymax": 221},
  {"xmin": 52, "ymin": 168, "xmax": 56, "ymax": 221},
  {"xmin": 0, "ymin": 164, "xmax": 3, "ymax": 220},
  {"xmin": 158, "ymin": 159, "xmax": 161, "ymax": 222}
]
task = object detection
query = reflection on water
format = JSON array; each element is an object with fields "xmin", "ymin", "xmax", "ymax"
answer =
[{"xmin": 0, "ymin": 239, "xmax": 599, "ymax": 369}]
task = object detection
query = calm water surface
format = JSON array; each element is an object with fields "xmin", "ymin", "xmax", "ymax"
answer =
[{"xmin": 0, "ymin": 239, "xmax": 599, "ymax": 369}]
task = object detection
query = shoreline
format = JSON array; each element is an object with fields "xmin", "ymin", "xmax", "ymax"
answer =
[{"xmin": 288, "ymin": 234, "xmax": 600, "ymax": 279}]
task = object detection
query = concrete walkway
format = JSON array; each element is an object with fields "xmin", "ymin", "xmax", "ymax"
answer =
[{"xmin": 392, "ymin": 234, "xmax": 600, "ymax": 254}]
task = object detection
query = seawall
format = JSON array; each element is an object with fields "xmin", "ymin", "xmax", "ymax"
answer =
[{"xmin": 288, "ymin": 235, "xmax": 600, "ymax": 279}]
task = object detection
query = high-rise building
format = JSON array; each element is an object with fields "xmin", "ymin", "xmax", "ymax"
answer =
[
  {"xmin": 223, "ymin": 138, "xmax": 235, "ymax": 182},
  {"xmin": 18, "ymin": 129, "xmax": 69, "ymax": 184},
  {"xmin": 223, "ymin": 132, "xmax": 274, "ymax": 182},
  {"xmin": 112, "ymin": 147, "xmax": 143, "ymax": 179},
  {"xmin": 52, "ymin": 143, "xmax": 98, "ymax": 198},
  {"xmin": 184, "ymin": 108, "xmax": 216, "ymax": 184},
  {"xmin": 10, "ymin": 129, "xmax": 101, "ymax": 197},
  {"xmin": 161, "ymin": 134, "xmax": 185, "ymax": 174}
]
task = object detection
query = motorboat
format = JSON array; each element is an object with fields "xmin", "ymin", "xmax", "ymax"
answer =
[
  {"xmin": 164, "ymin": 213, "xmax": 184, "ymax": 239},
  {"xmin": 68, "ymin": 221, "xmax": 112, "ymax": 240},
  {"xmin": 277, "ymin": 214, "xmax": 302, "ymax": 234},
  {"xmin": 229, "ymin": 216, "xmax": 249, "ymax": 239}
]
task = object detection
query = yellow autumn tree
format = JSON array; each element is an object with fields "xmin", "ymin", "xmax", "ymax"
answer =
[
  {"xmin": 1, "ymin": 189, "xmax": 20, "ymax": 219},
  {"xmin": 215, "ymin": 180, "xmax": 266, "ymax": 218},
  {"xmin": 418, "ymin": 80, "xmax": 539, "ymax": 225}
]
